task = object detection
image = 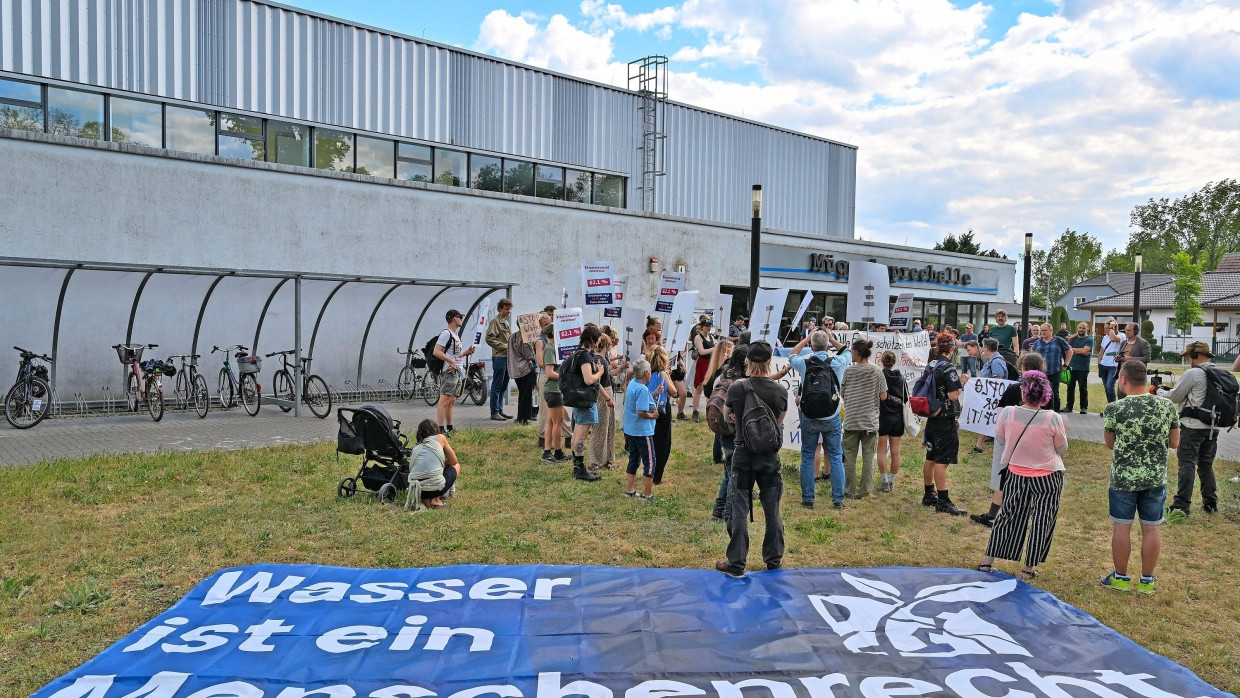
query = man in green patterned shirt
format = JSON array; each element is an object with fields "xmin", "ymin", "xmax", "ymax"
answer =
[{"xmin": 1100, "ymin": 361, "xmax": 1179, "ymax": 594}]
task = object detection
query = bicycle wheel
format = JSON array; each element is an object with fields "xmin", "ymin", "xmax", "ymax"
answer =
[
  {"xmin": 273, "ymin": 369, "xmax": 294, "ymax": 413},
  {"xmin": 145, "ymin": 375, "xmax": 164, "ymax": 422},
  {"xmin": 192, "ymin": 374, "xmax": 210, "ymax": 418},
  {"xmin": 5, "ymin": 376, "xmax": 50, "ymax": 429},
  {"xmin": 468, "ymin": 375, "xmax": 487, "ymax": 406},
  {"xmin": 174, "ymin": 371, "xmax": 189, "ymax": 410},
  {"xmin": 240, "ymin": 373, "xmax": 261, "ymax": 416},
  {"xmin": 127, "ymin": 370, "xmax": 140, "ymax": 412},
  {"xmin": 397, "ymin": 366, "xmax": 417, "ymax": 401},
  {"xmin": 422, "ymin": 372, "xmax": 441, "ymax": 406},
  {"xmin": 304, "ymin": 375, "xmax": 332, "ymax": 419},
  {"xmin": 218, "ymin": 368, "xmax": 234, "ymax": 409}
]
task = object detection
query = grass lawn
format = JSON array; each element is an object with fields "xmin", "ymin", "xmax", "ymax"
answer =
[{"xmin": 1, "ymin": 422, "xmax": 1239, "ymax": 695}]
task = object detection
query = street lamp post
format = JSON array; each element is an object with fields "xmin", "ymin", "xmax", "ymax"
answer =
[
  {"xmin": 749, "ymin": 184, "xmax": 762, "ymax": 315},
  {"xmin": 1021, "ymin": 233, "xmax": 1032, "ymax": 341},
  {"xmin": 1133, "ymin": 253, "xmax": 1143, "ymax": 325}
]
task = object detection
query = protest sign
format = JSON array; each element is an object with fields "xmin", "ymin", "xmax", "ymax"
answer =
[
  {"xmin": 846, "ymin": 260, "xmax": 891, "ymax": 324},
  {"xmin": 716, "ymin": 294, "xmax": 732, "ymax": 333},
  {"xmin": 604, "ymin": 275, "xmax": 627, "ymax": 319},
  {"xmin": 553, "ymin": 307, "xmax": 583, "ymax": 360},
  {"xmin": 582, "ymin": 261, "xmax": 614, "ymax": 307},
  {"xmin": 771, "ymin": 356, "xmax": 803, "ymax": 451},
  {"xmin": 562, "ymin": 269, "xmax": 581, "ymax": 308},
  {"xmin": 788, "ymin": 291, "xmax": 814, "ymax": 342},
  {"xmin": 750, "ymin": 287, "xmax": 790, "ymax": 344},
  {"xmin": 516, "ymin": 312, "xmax": 543, "ymax": 344},
  {"xmin": 664, "ymin": 290, "xmax": 700, "ymax": 354},
  {"xmin": 889, "ymin": 291, "xmax": 915, "ymax": 330},
  {"xmin": 36, "ymin": 563, "xmax": 1229, "ymax": 698},
  {"xmin": 961, "ymin": 376, "xmax": 1017, "ymax": 437},
  {"xmin": 620, "ymin": 305, "xmax": 648, "ymax": 364},
  {"xmin": 467, "ymin": 299, "xmax": 490, "ymax": 362},
  {"xmin": 654, "ymin": 271, "xmax": 685, "ymax": 314}
]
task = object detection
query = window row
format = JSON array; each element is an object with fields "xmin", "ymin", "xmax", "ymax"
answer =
[{"xmin": 0, "ymin": 76, "xmax": 626, "ymax": 208}]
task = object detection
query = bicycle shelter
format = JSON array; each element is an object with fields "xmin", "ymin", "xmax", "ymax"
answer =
[{"xmin": 0, "ymin": 257, "xmax": 512, "ymax": 417}]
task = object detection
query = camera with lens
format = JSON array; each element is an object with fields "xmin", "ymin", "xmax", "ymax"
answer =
[{"xmin": 1148, "ymin": 369, "xmax": 1171, "ymax": 393}]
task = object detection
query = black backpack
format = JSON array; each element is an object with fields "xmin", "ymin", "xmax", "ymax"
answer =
[
  {"xmin": 799, "ymin": 355, "xmax": 840, "ymax": 419},
  {"xmin": 559, "ymin": 349, "xmax": 600, "ymax": 408},
  {"xmin": 1181, "ymin": 366, "xmax": 1239, "ymax": 429},
  {"xmin": 738, "ymin": 379, "xmax": 781, "ymax": 454},
  {"xmin": 424, "ymin": 332, "xmax": 456, "ymax": 374},
  {"xmin": 997, "ymin": 347, "xmax": 1020, "ymax": 381}
]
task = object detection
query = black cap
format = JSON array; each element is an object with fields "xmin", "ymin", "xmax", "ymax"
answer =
[
  {"xmin": 747, "ymin": 340, "xmax": 773, "ymax": 363},
  {"xmin": 445, "ymin": 309, "xmax": 463, "ymax": 322}
]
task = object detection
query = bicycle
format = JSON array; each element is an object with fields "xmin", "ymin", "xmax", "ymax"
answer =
[
  {"xmin": 266, "ymin": 350, "xmax": 332, "ymax": 419},
  {"xmin": 396, "ymin": 347, "xmax": 430, "ymax": 401},
  {"xmin": 5, "ymin": 346, "xmax": 53, "ymax": 429},
  {"xmin": 212, "ymin": 345, "xmax": 261, "ymax": 416},
  {"xmin": 422, "ymin": 361, "xmax": 488, "ymax": 407},
  {"xmin": 169, "ymin": 354, "xmax": 210, "ymax": 418},
  {"xmin": 113, "ymin": 343, "xmax": 166, "ymax": 421}
]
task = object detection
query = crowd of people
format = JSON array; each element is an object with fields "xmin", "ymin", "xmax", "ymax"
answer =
[{"xmin": 416, "ymin": 303, "xmax": 1226, "ymax": 592}]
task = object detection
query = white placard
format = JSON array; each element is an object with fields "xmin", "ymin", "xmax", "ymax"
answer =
[
  {"xmin": 716, "ymin": 294, "xmax": 733, "ymax": 335},
  {"xmin": 562, "ymin": 269, "xmax": 582, "ymax": 309},
  {"xmin": 846, "ymin": 261, "xmax": 892, "ymax": 324},
  {"xmin": 467, "ymin": 300, "xmax": 490, "ymax": 362},
  {"xmin": 769, "ymin": 357, "xmax": 803, "ymax": 451},
  {"xmin": 960, "ymin": 376, "xmax": 1016, "ymax": 437},
  {"xmin": 620, "ymin": 305, "xmax": 648, "ymax": 364},
  {"xmin": 789, "ymin": 291, "xmax": 814, "ymax": 339},
  {"xmin": 582, "ymin": 261, "xmax": 614, "ymax": 307},
  {"xmin": 604, "ymin": 276, "xmax": 627, "ymax": 319},
  {"xmin": 664, "ymin": 290, "xmax": 701, "ymax": 354},
  {"xmin": 554, "ymin": 308, "xmax": 584, "ymax": 361},
  {"xmin": 889, "ymin": 292, "xmax": 915, "ymax": 330},
  {"xmin": 750, "ymin": 288, "xmax": 790, "ymax": 344},
  {"xmin": 654, "ymin": 271, "xmax": 685, "ymax": 314}
]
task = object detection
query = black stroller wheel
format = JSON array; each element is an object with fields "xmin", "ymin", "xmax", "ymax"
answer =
[
  {"xmin": 378, "ymin": 483, "xmax": 397, "ymax": 505},
  {"xmin": 338, "ymin": 477, "xmax": 357, "ymax": 498}
]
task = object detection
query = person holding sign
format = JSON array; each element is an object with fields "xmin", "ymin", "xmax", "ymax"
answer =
[
  {"xmin": 506, "ymin": 316, "xmax": 537, "ymax": 426},
  {"xmin": 976, "ymin": 370, "xmax": 1068, "ymax": 580},
  {"xmin": 690, "ymin": 320, "xmax": 717, "ymax": 422},
  {"xmin": 923, "ymin": 337, "xmax": 967, "ymax": 516},
  {"xmin": 539, "ymin": 322, "xmax": 568, "ymax": 464},
  {"xmin": 434, "ymin": 309, "xmax": 474, "ymax": 435}
]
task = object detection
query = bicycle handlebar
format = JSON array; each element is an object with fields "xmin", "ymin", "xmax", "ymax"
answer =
[
  {"xmin": 212, "ymin": 345, "xmax": 249, "ymax": 354},
  {"xmin": 13, "ymin": 346, "xmax": 53, "ymax": 362},
  {"xmin": 265, "ymin": 350, "xmax": 297, "ymax": 358}
]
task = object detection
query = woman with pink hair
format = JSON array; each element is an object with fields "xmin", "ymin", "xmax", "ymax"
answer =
[{"xmin": 977, "ymin": 370, "xmax": 1068, "ymax": 579}]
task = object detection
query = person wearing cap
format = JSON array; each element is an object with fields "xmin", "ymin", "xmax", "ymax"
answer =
[
  {"xmin": 1158, "ymin": 341, "xmax": 1223, "ymax": 517},
  {"xmin": 716, "ymin": 340, "xmax": 788, "ymax": 578},
  {"xmin": 923, "ymin": 335, "xmax": 967, "ymax": 516},
  {"xmin": 689, "ymin": 319, "xmax": 717, "ymax": 422},
  {"xmin": 729, "ymin": 315, "xmax": 747, "ymax": 338},
  {"xmin": 434, "ymin": 309, "xmax": 475, "ymax": 435}
]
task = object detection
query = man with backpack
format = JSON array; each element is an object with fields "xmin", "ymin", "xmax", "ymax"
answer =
[
  {"xmin": 716, "ymin": 341, "xmax": 788, "ymax": 578},
  {"xmin": 788, "ymin": 330, "xmax": 849, "ymax": 509},
  {"xmin": 432, "ymin": 309, "xmax": 475, "ymax": 435},
  {"xmin": 920, "ymin": 336, "xmax": 967, "ymax": 516},
  {"xmin": 1158, "ymin": 341, "xmax": 1232, "ymax": 516}
]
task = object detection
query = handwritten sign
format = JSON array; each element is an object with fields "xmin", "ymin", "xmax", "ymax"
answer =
[
  {"xmin": 516, "ymin": 312, "xmax": 543, "ymax": 344},
  {"xmin": 960, "ymin": 376, "xmax": 1017, "ymax": 437},
  {"xmin": 554, "ymin": 307, "xmax": 584, "ymax": 361}
]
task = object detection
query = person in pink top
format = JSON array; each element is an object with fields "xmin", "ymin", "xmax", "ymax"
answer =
[{"xmin": 976, "ymin": 370, "xmax": 1068, "ymax": 579}]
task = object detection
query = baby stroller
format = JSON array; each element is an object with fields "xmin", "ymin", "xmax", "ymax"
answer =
[{"xmin": 336, "ymin": 405, "xmax": 410, "ymax": 504}]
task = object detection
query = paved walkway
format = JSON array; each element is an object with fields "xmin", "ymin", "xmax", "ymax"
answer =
[{"xmin": 0, "ymin": 399, "xmax": 503, "ymax": 466}]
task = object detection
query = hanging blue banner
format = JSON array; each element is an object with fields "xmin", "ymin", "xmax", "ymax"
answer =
[{"xmin": 34, "ymin": 564, "xmax": 1231, "ymax": 698}]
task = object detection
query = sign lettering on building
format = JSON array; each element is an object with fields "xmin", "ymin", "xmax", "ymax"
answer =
[{"xmin": 809, "ymin": 253, "xmax": 973, "ymax": 287}]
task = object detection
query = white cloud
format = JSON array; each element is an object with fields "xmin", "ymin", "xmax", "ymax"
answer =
[{"xmin": 473, "ymin": 0, "xmax": 1240, "ymax": 258}]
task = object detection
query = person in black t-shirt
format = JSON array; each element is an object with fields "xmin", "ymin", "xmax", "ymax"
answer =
[
  {"xmin": 970, "ymin": 352, "xmax": 1047, "ymax": 528},
  {"xmin": 923, "ymin": 336, "xmax": 966, "ymax": 516},
  {"xmin": 716, "ymin": 341, "xmax": 788, "ymax": 578}
]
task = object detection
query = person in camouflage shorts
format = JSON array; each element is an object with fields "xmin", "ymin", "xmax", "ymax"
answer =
[{"xmin": 1100, "ymin": 361, "xmax": 1179, "ymax": 594}]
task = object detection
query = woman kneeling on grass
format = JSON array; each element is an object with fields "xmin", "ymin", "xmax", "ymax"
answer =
[
  {"xmin": 406, "ymin": 419, "xmax": 463, "ymax": 511},
  {"xmin": 977, "ymin": 370, "xmax": 1067, "ymax": 579}
]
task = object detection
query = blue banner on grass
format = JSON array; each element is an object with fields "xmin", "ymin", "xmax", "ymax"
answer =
[{"xmin": 34, "ymin": 564, "xmax": 1232, "ymax": 698}]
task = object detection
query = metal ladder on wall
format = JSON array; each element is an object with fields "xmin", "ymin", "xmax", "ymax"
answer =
[{"xmin": 628, "ymin": 56, "xmax": 668, "ymax": 213}]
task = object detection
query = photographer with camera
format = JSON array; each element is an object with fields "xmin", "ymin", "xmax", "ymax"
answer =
[
  {"xmin": 1157, "ymin": 341, "xmax": 1230, "ymax": 517},
  {"xmin": 1098, "ymin": 319, "xmax": 1123, "ymax": 403}
]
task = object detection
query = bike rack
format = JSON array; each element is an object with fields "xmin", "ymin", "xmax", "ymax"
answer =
[
  {"xmin": 376, "ymin": 378, "xmax": 395, "ymax": 400},
  {"xmin": 101, "ymin": 386, "xmax": 115, "ymax": 415},
  {"xmin": 73, "ymin": 392, "xmax": 87, "ymax": 416}
]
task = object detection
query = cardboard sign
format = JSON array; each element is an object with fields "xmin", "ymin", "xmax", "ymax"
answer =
[
  {"xmin": 554, "ymin": 307, "xmax": 583, "ymax": 361},
  {"xmin": 960, "ymin": 376, "xmax": 1017, "ymax": 437},
  {"xmin": 604, "ymin": 276, "xmax": 627, "ymax": 319},
  {"xmin": 846, "ymin": 260, "xmax": 892, "ymax": 324},
  {"xmin": 582, "ymin": 261, "xmax": 614, "ymax": 307},
  {"xmin": 654, "ymin": 271, "xmax": 685, "ymax": 314},
  {"xmin": 620, "ymin": 305, "xmax": 648, "ymax": 364},
  {"xmin": 789, "ymin": 291, "xmax": 814, "ymax": 336},
  {"xmin": 664, "ymin": 290, "xmax": 700, "ymax": 354},
  {"xmin": 750, "ymin": 287, "xmax": 790, "ymax": 344},
  {"xmin": 889, "ymin": 292, "xmax": 915, "ymax": 330},
  {"xmin": 516, "ymin": 312, "xmax": 543, "ymax": 344}
]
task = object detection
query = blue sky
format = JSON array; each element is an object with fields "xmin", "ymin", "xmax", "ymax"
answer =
[{"xmin": 282, "ymin": 0, "xmax": 1240, "ymax": 262}]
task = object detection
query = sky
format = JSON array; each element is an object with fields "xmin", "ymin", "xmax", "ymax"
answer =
[{"xmin": 282, "ymin": 0, "xmax": 1239, "ymax": 261}]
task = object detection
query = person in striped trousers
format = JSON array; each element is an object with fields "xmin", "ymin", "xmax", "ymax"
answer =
[{"xmin": 977, "ymin": 370, "xmax": 1069, "ymax": 579}]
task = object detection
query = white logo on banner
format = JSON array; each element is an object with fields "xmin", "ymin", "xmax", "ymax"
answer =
[{"xmin": 809, "ymin": 574, "xmax": 1031, "ymax": 658}]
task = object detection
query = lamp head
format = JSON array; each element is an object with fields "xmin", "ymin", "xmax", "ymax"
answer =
[{"xmin": 752, "ymin": 184, "xmax": 763, "ymax": 216}]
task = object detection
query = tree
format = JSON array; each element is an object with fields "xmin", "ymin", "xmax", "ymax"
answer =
[
  {"xmin": 1026, "ymin": 249, "xmax": 1049, "ymax": 310},
  {"xmin": 1170, "ymin": 251, "xmax": 1204, "ymax": 334},
  {"xmin": 1129, "ymin": 180, "xmax": 1240, "ymax": 272},
  {"xmin": 1100, "ymin": 248, "xmax": 1130, "ymax": 273},
  {"xmin": 1050, "ymin": 305, "xmax": 1070, "ymax": 330},
  {"xmin": 934, "ymin": 230, "xmax": 1003, "ymax": 258},
  {"xmin": 1037, "ymin": 229, "xmax": 1104, "ymax": 306}
]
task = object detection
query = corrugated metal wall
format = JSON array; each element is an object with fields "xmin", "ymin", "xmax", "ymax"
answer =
[{"xmin": 0, "ymin": 0, "xmax": 854, "ymax": 237}]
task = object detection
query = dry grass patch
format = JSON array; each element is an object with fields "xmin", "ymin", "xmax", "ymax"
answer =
[{"xmin": 1, "ymin": 422, "xmax": 1238, "ymax": 694}]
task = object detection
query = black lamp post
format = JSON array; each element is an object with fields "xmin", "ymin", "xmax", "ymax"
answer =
[
  {"xmin": 1021, "ymin": 233, "xmax": 1032, "ymax": 341},
  {"xmin": 749, "ymin": 184, "xmax": 762, "ymax": 315},
  {"xmin": 1132, "ymin": 253, "xmax": 1143, "ymax": 325}
]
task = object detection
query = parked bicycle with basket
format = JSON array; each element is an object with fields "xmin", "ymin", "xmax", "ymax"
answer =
[
  {"xmin": 266, "ymin": 349, "xmax": 332, "ymax": 418},
  {"xmin": 212, "ymin": 344, "xmax": 261, "ymax": 416},
  {"xmin": 113, "ymin": 343, "xmax": 168, "ymax": 421},
  {"xmin": 5, "ymin": 346, "xmax": 53, "ymax": 429},
  {"xmin": 169, "ymin": 353, "xmax": 210, "ymax": 418}
]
